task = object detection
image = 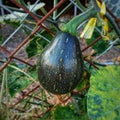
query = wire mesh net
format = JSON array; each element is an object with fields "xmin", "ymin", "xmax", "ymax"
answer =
[{"xmin": 0, "ymin": 0, "xmax": 120, "ymax": 119}]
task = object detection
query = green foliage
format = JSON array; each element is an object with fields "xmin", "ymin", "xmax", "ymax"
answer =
[
  {"xmin": 26, "ymin": 29, "xmax": 54, "ymax": 58},
  {"xmin": 39, "ymin": 29, "xmax": 54, "ymax": 46},
  {"xmin": 26, "ymin": 36, "xmax": 39, "ymax": 58},
  {"xmin": 7, "ymin": 63, "xmax": 36, "ymax": 97},
  {"xmin": 53, "ymin": 105, "xmax": 80, "ymax": 120},
  {"xmin": 8, "ymin": 75, "xmax": 32, "ymax": 97},
  {"xmin": 87, "ymin": 65, "xmax": 120, "ymax": 120},
  {"xmin": 53, "ymin": 91, "xmax": 90, "ymax": 120},
  {"xmin": 0, "ymin": 73, "xmax": 2, "ymax": 82},
  {"xmin": 76, "ymin": 68, "xmax": 91, "ymax": 91},
  {"xmin": 53, "ymin": 100, "xmax": 89, "ymax": 120},
  {"xmin": 1, "ymin": 18, "xmax": 20, "ymax": 27},
  {"xmin": 87, "ymin": 30, "xmax": 109, "ymax": 54}
]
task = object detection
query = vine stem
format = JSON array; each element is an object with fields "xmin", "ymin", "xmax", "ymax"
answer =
[{"xmin": 61, "ymin": 6, "xmax": 97, "ymax": 36}]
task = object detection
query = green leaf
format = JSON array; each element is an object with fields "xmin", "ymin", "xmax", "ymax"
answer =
[
  {"xmin": 53, "ymin": 102, "xmax": 90, "ymax": 120},
  {"xmin": 8, "ymin": 64, "xmax": 35, "ymax": 81},
  {"xmin": 87, "ymin": 65, "xmax": 120, "ymax": 120},
  {"xmin": 7, "ymin": 64, "xmax": 35, "ymax": 97},
  {"xmin": 26, "ymin": 37, "xmax": 38, "ymax": 58},
  {"xmin": 80, "ymin": 18, "xmax": 97, "ymax": 39},
  {"xmin": 53, "ymin": 105, "xmax": 80, "ymax": 120},
  {"xmin": 0, "ymin": 17, "xmax": 20, "ymax": 26},
  {"xmin": 87, "ymin": 30, "xmax": 109, "ymax": 54},
  {"xmin": 8, "ymin": 76, "xmax": 32, "ymax": 97},
  {"xmin": 26, "ymin": 28, "xmax": 54, "ymax": 58}
]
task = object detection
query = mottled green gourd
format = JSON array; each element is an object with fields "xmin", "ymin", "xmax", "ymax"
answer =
[{"xmin": 38, "ymin": 32, "xmax": 84, "ymax": 94}]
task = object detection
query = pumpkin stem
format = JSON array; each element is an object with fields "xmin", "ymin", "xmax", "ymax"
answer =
[{"xmin": 61, "ymin": 6, "xmax": 97, "ymax": 36}]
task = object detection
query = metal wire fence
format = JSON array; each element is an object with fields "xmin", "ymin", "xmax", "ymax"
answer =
[{"xmin": 0, "ymin": 0, "xmax": 120, "ymax": 119}]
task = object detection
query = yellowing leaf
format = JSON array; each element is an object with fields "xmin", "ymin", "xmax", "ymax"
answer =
[
  {"xmin": 80, "ymin": 18, "xmax": 97, "ymax": 39},
  {"xmin": 96, "ymin": 0, "xmax": 102, "ymax": 8},
  {"xmin": 103, "ymin": 17, "xmax": 108, "ymax": 32},
  {"xmin": 100, "ymin": 2, "xmax": 106, "ymax": 16},
  {"xmin": 103, "ymin": 35, "xmax": 110, "ymax": 40},
  {"xmin": 96, "ymin": 0, "xmax": 106, "ymax": 16},
  {"xmin": 96, "ymin": 0, "xmax": 108, "ymax": 36}
]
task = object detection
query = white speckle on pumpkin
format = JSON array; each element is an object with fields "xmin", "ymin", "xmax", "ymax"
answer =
[
  {"xmin": 65, "ymin": 55, "xmax": 68, "ymax": 58},
  {"xmin": 66, "ymin": 38, "xmax": 69, "ymax": 43},
  {"xmin": 60, "ymin": 49, "xmax": 64, "ymax": 54},
  {"xmin": 59, "ymin": 58, "xmax": 63, "ymax": 62}
]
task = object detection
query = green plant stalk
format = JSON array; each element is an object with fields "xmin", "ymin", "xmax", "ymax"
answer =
[
  {"xmin": 61, "ymin": 6, "xmax": 97, "ymax": 36},
  {"xmin": 0, "ymin": 68, "xmax": 9, "ymax": 119},
  {"xmin": 91, "ymin": 0, "xmax": 100, "ymax": 11},
  {"xmin": 5, "ymin": 68, "xmax": 9, "ymax": 120},
  {"xmin": 40, "ymin": 7, "xmax": 48, "ymax": 16},
  {"xmin": 75, "ymin": 0, "xmax": 86, "ymax": 11},
  {"xmin": 17, "ymin": 0, "xmax": 28, "ymax": 8},
  {"xmin": 0, "ymin": 69, "xmax": 7, "ymax": 107},
  {"xmin": 53, "ymin": 0, "xmax": 58, "ymax": 20},
  {"xmin": 8, "ymin": 64, "xmax": 35, "ymax": 81}
]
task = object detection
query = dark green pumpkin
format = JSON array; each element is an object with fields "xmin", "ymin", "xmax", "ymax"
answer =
[{"xmin": 38, "ymin": 31, "xmax": 84, "ymax": 94}]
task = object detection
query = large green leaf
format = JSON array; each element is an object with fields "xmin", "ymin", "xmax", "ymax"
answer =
[
  {"xmin": 87, "ymin": 65, "xmax": 120, "ymax": 120},
  {"xmin": 53, "ymin": 105, "xmax": 80, "ymax": 120}
]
